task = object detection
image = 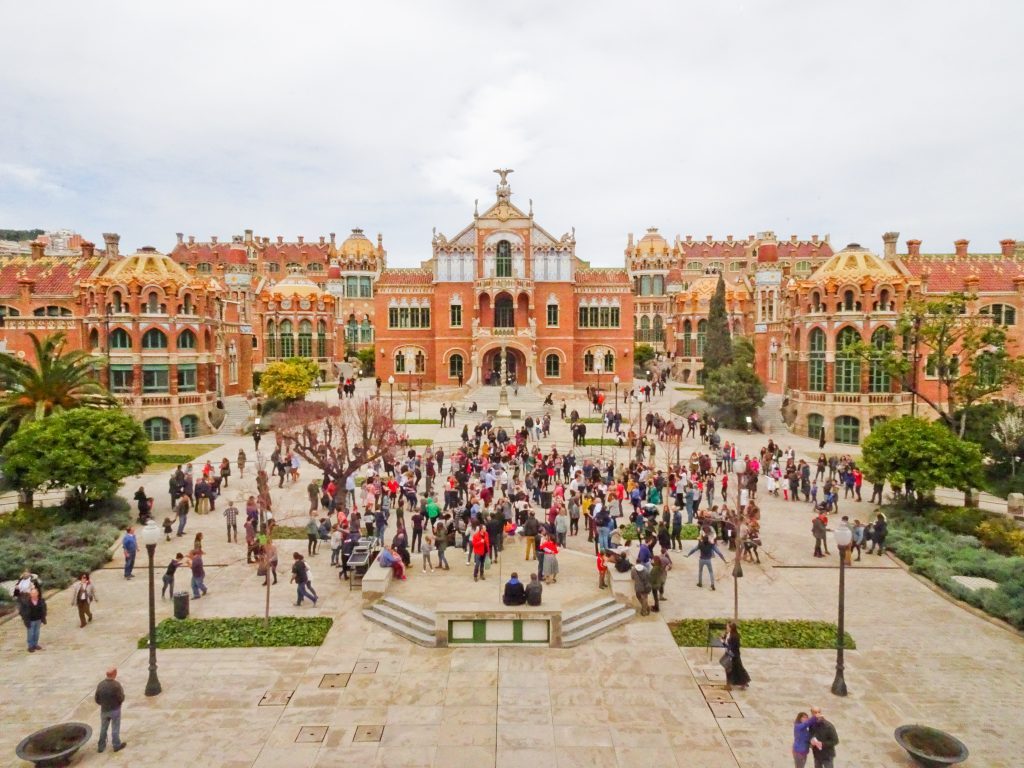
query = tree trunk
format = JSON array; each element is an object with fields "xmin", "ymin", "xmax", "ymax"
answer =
[{"xmin": 959, "ymin": 410, "xmax": 968, "ymax": 438}]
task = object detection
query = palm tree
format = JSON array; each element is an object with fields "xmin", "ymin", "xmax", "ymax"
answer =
[{"xmin": 0, "ymin": 332, "xmax": 114, "ymax": 441}]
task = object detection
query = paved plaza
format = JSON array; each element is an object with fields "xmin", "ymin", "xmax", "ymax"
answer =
[{"xmin": 2, "ymin": 382, "xmax": 1022, "ymax": 768}]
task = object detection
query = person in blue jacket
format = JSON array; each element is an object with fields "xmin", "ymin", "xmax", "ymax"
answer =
[{"xmin": 792, "ymin": 711, "xmax": 818, "ymax": 767}]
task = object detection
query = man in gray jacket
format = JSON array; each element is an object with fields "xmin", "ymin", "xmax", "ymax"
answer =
[{"xmin": 95, "ymin": 667, "xmax": 126, "ymax": 752}]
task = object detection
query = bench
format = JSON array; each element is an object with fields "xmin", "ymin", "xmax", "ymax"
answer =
[{"xmin": 360, "ymin": 559, "xmax": 394, "ymax": 601}]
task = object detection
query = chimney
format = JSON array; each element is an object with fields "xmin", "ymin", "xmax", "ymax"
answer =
[
  {"xmin": 297, "ymin": 236, "xmax": 304, "ymax": 245},
  {"xmin": 188, "ymin": 235, "xmax": 195, "ymax": 245},
  {"xmin": 627, "ymin": 232, "xmax": 634, "ymax": 248},
  {"xmin": 211, "ymin": 235, "xmax": 218, "ymax": 245},
  {"xmin": 1000, "ymin": 238, "xmax": 1016, "ymax": 257},
  {"xmin": 329, "ymin": 232, "xmax": 336, "ymax": 246},
  {"xmin": 102, "ymin": 233, "xmax": 120, "ymax": 259},
  {"xmin": 790, "ymin": 234, "xmax": 797, "ymax": 243},
  {"xmin": 244, "ymin": 229, "xmax": 253, "ymax": 243},
  {"xmin": 18, "ymin": 277, "xmax": 35, "ymax": 302},
  {"xmin": 262, "ymin": 237, "xmax": 270, "ymax": 245},
  {"xmin": 907, "ymin": 239, "xmax": 922, "ymax": 257},
  {"xmin": 29, "ymin": 240, "xmax": 45, "ymax": 260},
  {"xmin": 811, "ymin": 234, "xmax": 819, "ymax": 244},
  {"xmin": 705, "ymin": 235, "xmax": 713, "ymax": 243},
  {"xmin": 727, "ymin": 235, "xmax": 734, "ymax": 243},
  {"xmin": 81, "ymin": 240, "xmax": 95, "ymax": 258},
  {"xmin": 319, "ymin": 236, "xmax": 325, "ymax": 246},
  {"xmin": 954, "ymin": 239, "xmax": 969, "ymax": 259},
  {"xmin": 276, "ymin": 236, "xmax": 283, "ymax": 245},
  {"xmin": 685, "ymin": 235, "xmax": 693, "ymax": 243},
  {"xmin": 882, "ymin": 231, "xmax": 899, "ymax": 260},
  {"xmin": 176, "ymin": 232, "xmax": 184, "ymax": 245},
  {"xmin": 919, "ymin": 268, "xmax": 930, "ymax": 292}
]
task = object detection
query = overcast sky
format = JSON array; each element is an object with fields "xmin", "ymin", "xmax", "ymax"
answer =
[{"xmin": 1, "ymin": 1, "xmax": 1021, "ymax": 265}]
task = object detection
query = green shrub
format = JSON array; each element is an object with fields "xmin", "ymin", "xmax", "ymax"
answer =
[
  {"xmin": 976, "ymin": 519, "xmax": 1024, "ymax": 557},
  {"xmin": 582, "ymin": 438, "xmax": 618, "ymax": 447},
  {"xmin": 141, "ymin": 616, "xmax": 333, "ymax": 649},
  {"xmin": 669, "ymin": 619, "xmax": 855, "ymax": 650},
  {"xmin": 405, "ymin": 438, "xmax": 434, "ymax": 447},
  {"xmin": 396, "ymin": 418, "xmax": 441, "ymax": 425},
  {"xmin": 267, "ymin": 525, "xmax": 308, "ymax": 540},
  {"xmin": 619, "ymin": 522, "xmax": 699, "ymax": 542}
]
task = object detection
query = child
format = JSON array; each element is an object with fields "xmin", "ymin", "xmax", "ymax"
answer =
[
  {"xmin": 597, "ymin": 550, "xmax": 609, "ymax": 589},
  {"xmin": 162, "ymin": 517, "xmax": 175, "ymax": 542}
]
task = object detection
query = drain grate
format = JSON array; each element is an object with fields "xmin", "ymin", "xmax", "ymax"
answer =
[
  {"xmin": 259, "ymin": 690, "xmax": 294, "ymax": 706},
  {"xmin": 699, "ymin": 684, "xmax": 733, "ymax": 702},
  {"xmin": 295, "ymin": 726, "xmax": 328, "ymax": 744},
  {"xmin": 353, "ymin": 661, "xmax": 379, "ymax": 675},
  {"xmin": 320, "ymin": 673, "xmax": 351, "ymax": 689},
  {"xmin": 708, "ymin": 701, "xmax": 743, "ymax": 718},
  {"xmin": 353, "ymin": 725, "xmax": 384, "ymax": 743}
]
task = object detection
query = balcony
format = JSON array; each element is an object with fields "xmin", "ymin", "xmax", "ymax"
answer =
[
  {"xmin": 634, "ymin": 330, "xmax": 665, "ymax": 344},
  {"xmin": 789, "ymin": 390, "xmax": 909, "ymax": 406},
  {"xmin": 2, "ymin": 317, "xmax": 78, "ymax": 331},
  {"xmin": 473, "ymin": 324, "xmax": 535, "ymax": 341},
  {"xmin": 475, "ymin": 276, "xmax": 533, "ymax": 295},
  {"xmin": 114, "ymin": 392, "xmax": 217, "ymax": 409}
]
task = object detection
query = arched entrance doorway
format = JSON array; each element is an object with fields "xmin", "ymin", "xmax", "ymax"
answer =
[{"xmin": 482, "ymin": 347, "xmax": 527, "ymax": 385}]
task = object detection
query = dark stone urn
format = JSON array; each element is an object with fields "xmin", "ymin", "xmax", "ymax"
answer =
[
  {"xmin": 894, "ymin": 725, "xmax": 969, "ymax": 768},
  {"xmin": 15, "ymin": 722, "xmax": 92, "ymax": 767}
]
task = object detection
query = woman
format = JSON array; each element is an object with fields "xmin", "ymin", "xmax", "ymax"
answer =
[
  {"xmin": 219, "ymin": 457, "xmax": 232, "ymax": 488},
  {"xmin": 305, "ymin": 515, "xmax": 319, "ymax": 555},
  {"xmin": 869, "ymin": 512, "xmax": 887, "ymax": 555},
  {"xmin": 134, "ymin": 486, "xmax": 151, "ymax": 523},
  {"xmin": 792, "ymin": 711, "xmax": 817, "ymax": 768},
  {"xmin": 721, "ymin": 622, "xmax": 751, "ymax": 690},
  {"xmin": 539, "ymin": 536, "xmax": 559, "ymax": 584},
  {"xmin": 237, "ymin": 449, "xmax": 247, "ymax": 478},
  {"xmin": 421, "ymin": 525, "xmax": 436, "ymax": 573},
  {"xmin": 649, "ymin": 556, "xmax": 666, "ymax": 612},
  {"xmin": 70, "ymin": 573, "xmax": 96, "ymax": 628}
]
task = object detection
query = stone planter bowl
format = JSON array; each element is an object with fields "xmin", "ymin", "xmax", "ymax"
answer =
[
  {"xmin": 894, "ymin": 724, "xmax": 969, "ymax": 767},
  {"xmin": 15, "ymin": 722, "xmax": 92, "ymax": 767}
]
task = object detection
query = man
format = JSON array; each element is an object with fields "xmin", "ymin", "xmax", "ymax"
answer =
[
  {"xmin": 161, "ymin": 553, "xmax": 183, "ymax": 599},
  {"xmin": 502, "ymin": 572, "xmax": 526, "ymax": 605},
  {"xmin": 253, "ymin": 427, "xmax": 262, "ymax": 450},
  {"xmin": 808, "ymin": 706, "xmax": 839, "ymax": 768},
  {"xmin": 175, "ymin": 495, "xmax": 190, "ymax": 537},
  {"xmin": 523, "ymin": 512, "xmax": 540, "ymax": 560},
  {"xmin": 189, "ymin": 549, "xmax": 208, "ymax": 599},
  {"xmin": 447, "ymin": 404, "xmax": 456, "ymax": 428},
  {"xmin": 223, "ymin": 500, "xmax": 239, "ymax": 543},
  {"xmin": 95, "ymin": 667, "xmax": 127, "ymax": 753},
  {"xmin": 525, "ymin": 573, "xmax": 543, "ymax": 606},
  {"xmin": 440, "ymin": 403, "xmax": 448, "ymax": 426},
  {"xmin": 291, "ymin": 552, "xmax": 318, "ymax": 605},
  {"xmin": 122, "ymin": 527, "xmax": 137, "ymax": 579},
  {"xmin": 18, "ymin": 586, "xmax": 46, "ymax": 652},
  {"xmin": 685, "ymin": 534, "xmax": 728, "ymax": 590}
]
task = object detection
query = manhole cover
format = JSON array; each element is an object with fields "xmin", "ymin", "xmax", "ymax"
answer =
[
  {"xmin": 259, "ymin": 690, "xmax": 293, "ymax": 706},
  {"xmin": 699, "ymin": 685, "xmax": 733, "ymax": 703},
  {"xmin": 709, "ymin": 701, "xmax": 743, "ymax": 719},
  {"xmin": 320, "ymin": 673, "xmax": 351, "ymax": 689},
  {"xmin": 353, "ymin": 661, "xmax": 379, "ymax": 675},
  {"xmin": 295, "ymin": 726, "xmax": 328, "ymax": 744},
  {"xmin": 353, "ymin": 725, "xmax": 384, "ymax": 743},
  {"xmin": 703, "ymin": 669, "xmax": 726, "ymax": 682}
]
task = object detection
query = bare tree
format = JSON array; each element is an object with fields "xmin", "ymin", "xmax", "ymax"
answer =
[
  {"xmin": 275, "ymin": 397, "xmax": 404, "ymax": 511},
  {"xmin": 992, "ymin": 409, "xmax": 1024, "ymax": 478}
]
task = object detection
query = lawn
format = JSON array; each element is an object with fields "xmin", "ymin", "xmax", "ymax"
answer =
[
  {"xmin": 620, "ymin": 522, "xmax": 700, "ymax": 541},
  {"xmin": 141, "ymin": 616, "xmax": 333, "ymax": 649},
  {"xmin": 396, "ymin": 418, "xmax": 442, "ymax": 425},
  {"xmin": 669, "ymin": 619, "xmax": 855, "ymax": 650},
  {"xmin": 147, "ymin": 442, "xmax": 223, "ymax": 469}
]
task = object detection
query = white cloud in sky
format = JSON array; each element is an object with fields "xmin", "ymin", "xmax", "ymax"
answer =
[{"xmin": 1, "ymin": 0, "xmax": 1022, "ymax": 262}]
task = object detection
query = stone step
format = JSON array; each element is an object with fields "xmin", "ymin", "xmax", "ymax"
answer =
[
  {"xmin": 362, "ymin": 608, "xmax": 436, "ymax": 647},
  {"xmin": 367, "ymin": 603, "xmax": 434, "ymax": 635},
  {"xmin": 380, "ymin": 596, "xmax": 437, "ymax": 624},
  {"xmin": 562, "ymin": 599, "xmax": 629, "ymax": 634},
  {"xmin": 561, "ymin": 597, "xmax": 618, "ymax": 627},
  {"xmin": 562, "ymin": 606, "xmax": 635, "ymax": 648}
]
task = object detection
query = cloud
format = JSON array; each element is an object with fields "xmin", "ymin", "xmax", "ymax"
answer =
[{"xmin": 1, "ymin": 1, "xmax": 1022, "ymax": 262}]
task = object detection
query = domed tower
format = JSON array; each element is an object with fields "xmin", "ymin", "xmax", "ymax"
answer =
[
  {"xmin": 257, "ymin": 268, "xmax": 337, "ymax": 379},
  {"xmin": 327, "ymin": 228, "xmax": 384, "ymax": 355},
  {"xmin": 626, "ymin": 227, "xmax": 673, "ymax": 351}
]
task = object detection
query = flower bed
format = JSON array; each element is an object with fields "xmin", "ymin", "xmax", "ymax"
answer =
[
  {"xmin": 669, "ymin": 619, "xmax": 855, "ymax": 649},
  {"xmin": 140, "ymin": 616, "xmax": 333, "ymax": 649}
]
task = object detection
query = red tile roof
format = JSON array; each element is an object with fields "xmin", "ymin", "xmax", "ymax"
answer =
[
  {"xmin": 0, "ymin": 256, "xmax": 105, "ymax": 297},
  {"xmin": 170, "ymin": 243, "xmax": 248, "ymax": 265},
  {"xmin": 376, "ymin": 269, "xmax": 433, "ymax": 286},
  {"xmin": 575, "ymin": 268, "xmax": 630, "ymax": 285},
  {"xmin": 900, "ymin": 254, "xmax": 1024, "ymax": 293}
]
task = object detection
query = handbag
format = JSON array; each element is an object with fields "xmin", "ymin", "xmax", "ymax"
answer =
[
  {"xmin": 257, "ymin": 563, "xmax": 267, "ymax": 577},
  {"xmin": 484, "ymin": 554, "xmax": 492, "ymax": 570},
  {"xmin": 719, "ymin": 651, "xmax": 734, "ymax": 673}
]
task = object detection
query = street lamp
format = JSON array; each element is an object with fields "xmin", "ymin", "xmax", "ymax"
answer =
[
  {"xmin": 831, "ymin": 524, "xmax": 853, "ymax": 697},
  {"xmin": 673, "ymin": 416, "xmax": 684, "ymax": 472},
  {"xmin": 387, "ymin": 375, "xmax": 395, "ymax": 418},
  {"xmin": 635, "ymin": 394, "xmax": 645, "ymax": 461},
  {"xmin": 613, "ymin": 374, "xmax": 620, "ymax": 413},
  {"xmin": 140, "ymin": 519, "xmax": 162, "ymax": 697},
  {"xmin": 407, "ymin": 366, "xmax": 413, "ymax": 414}
]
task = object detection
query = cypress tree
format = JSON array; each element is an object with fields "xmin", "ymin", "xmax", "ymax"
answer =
[{"xmin": 702, "ymin": 274, "xmax": 733, "ymax": 372}]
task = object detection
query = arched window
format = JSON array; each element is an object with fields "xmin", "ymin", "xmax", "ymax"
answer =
[
  {"xmin": 653, "ymin": 275, "xmax": 665, "ymax": 295},
  {"xmin": 196, "ymin": 263, "xmax": 212, "ymax": 274},
  {"xmin": 266, "ymin": 320, "xmax": 277, "ymax": 358},
  {"xmin": 142, "ymin": 328, "xmax": 167, "ymax": 349},
  {"xmin": 683, "ymin": 320, "xmax": 693, "ymax": 356},
  {"xmin": 545, "ymin": 354, "xmax": 560, "ymax": 378},
  {"xmin": 877, "ymin": 289, "xmax": 891, "ymax": 312},
  {"xmin": 980, "ymin": 304, "xmax": 1016, "ymax": 326},
  {"xmin": 109, "ymin": 291, "xmax": 124, "ymax": 313},
  {"xmin": 834, "ymin": 415, "xmax": 860, "ymax": 445},
  {"xmin": 653, "ymin": 314, "xmax": 664, "ymax": 341},
  {"xmin": 640, "ymin": 316, "xmax": 651, "ymax": 330},
  {"xmin": 496, "ymin": 240, "xmax": 512, "ymax": 278},
  {"xmin": 110, "ymin": 328, "xmax": 132, "ymax": 349},
  {"xmin": 794, "ymin": 260, "xmax": 812, "ymax": 274},
  {"xmin": 807, "ymin": 413, "xmax": 824, "ymax": 441},
  {"xmin": 395, "ymin": 353, "xmax": 406, "ymax": 373},
  {"xmin": 228, "ymin": 341, "xmax": 239, "ymax": 384},
  {"xmin": 449, "ymin": 353, "xmax": 464, "ymax": 379},
  {"xmin": 144, "ymin": 417, "xmax": 171, "ymax": 441},
  {"xmin": 33, "ymin": 306, "xmax": 72, "ymax": 316},
  {"xmin": 360, "ymin": 318, "xmax": 373, "ymax": 343},
  {"xmin": 835, "ymin": 326, "xmax": 862, "ymax": 393},
  {"xmin": 88, "ymin": 329, "xmax": 100, "ymax": 349},
  {"xmin": 811, "ymin": 291, "xmax": 822, "ymax": 312},
  {"xmin": 842, "ymin": 290, "xmax": 856, "ymax": 312},
  {"xmin": 181, "ymin": 295, "xmax": 194, "ymax": 315},
  {"xmin": 145, "ymin": 292, "xmax": 161, "ymax": 313},
  {"xmin": 696, "ymin": 319, "xmax": 708, "ymax": 356},
  {"xmin": 298, "ymin": 320, "xmax": 313, "ymax": 357},
  {"xmin": 603, "ymin": 352, "xmax": 615, "ymax": 372},
  {"xmin": 177, "ymin": 329, "xmax": 197, "ymax": 349},
  {"xmin": 494, "ymin": 295, "xmax": 514, "ymax": 328},
  {"xmin": 414, "ymin": 351, "xmax": 425, "ymax": 374},
  {"xmin": 869, "ymin": 327, "xmax": 892, "ymax": 393},
  {"xmin": 180, "ymin": 415, "xmax": 199, "ymax": 439},
  {"xmin": 317, "ymin": 320, "xmax": 328, "ymax": 358},
  {"xmin": 808, "ymin": 328, "xmax": 826, "ymax": 391},
  {"xmin": 583, "ymin": 351, "xmax": 595, "ymax": 372},
  {"xmin": 640, "ymin": 275, "xmax": 652, "ymax": 296},
  {"xmin": 279, "ymin": 320, "xmax": 294, "ymax": 358}
]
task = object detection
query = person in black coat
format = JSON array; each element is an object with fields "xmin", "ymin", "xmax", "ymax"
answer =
[
  {"xmin": 721, "ymin": 621, "xmax": 751, "ymax": 690},
  {"xmin": 19, "ymin": 587, "xmax": 47, "ymax": 653},
  {"xmin": 808, "ymin": 706, "xmax": 839, "ymax": 768},
  {"xmin": 502, "ymin": 573, "xmax": 526, "ymax": 605}
]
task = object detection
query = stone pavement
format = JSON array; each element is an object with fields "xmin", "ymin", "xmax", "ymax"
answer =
[{"xmin": 1, "ymin": 380, "xmax": 1022, "ymax": 767}]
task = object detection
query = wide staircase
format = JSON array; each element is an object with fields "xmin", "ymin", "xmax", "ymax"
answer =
[
  {"xmin": 469, "ymin": 383, "xmax": 548, "ymax": 419},
  {"xmin": 362, "ymin": 596, "xmax": 437, "ymax": 647},
  {"xmin": 561, "ymin": 596, "xmax": 636, "ymax": 648},
  {"xmin": 758, "ymin": 393, "xmax": 790, "ymax": 436},
  {"xmin": 217, "ymin": 396, "xmax": 252, "ymax": 435}
]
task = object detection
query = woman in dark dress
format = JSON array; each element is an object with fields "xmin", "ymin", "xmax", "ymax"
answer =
[{"xmin": 722, "ymin": 621, "xmax": 751, "ymax": 690}]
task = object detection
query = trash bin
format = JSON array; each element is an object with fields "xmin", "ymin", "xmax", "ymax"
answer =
[
  {"xmin": 540, "ymin": 491, "xmax": 552, "ymax": 509},
  {"xmin": 173, "ymin": 591, "xmax": 190, "ymax": 620}
]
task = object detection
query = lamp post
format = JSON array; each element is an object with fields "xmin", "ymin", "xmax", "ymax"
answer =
[
  {"xmin": 831, "ymin": 524, "xmax": 853, "ymax": 697},
  {"xmin": 407, "ymin": 366, "xmax": 413, "ymax": 414},
  {"xmin": 141, "ymin": 519, "xmax": 162, "ymax": 697},
  {"xmin": 387, "ymin": 375, "xmax": 395, "ymax": 418},
  {"xmin": 613, "ymin": 374, "xmax": 620, "ymax": 413},
  {"xmin": 673, "ymin": 416, "xmax": 684, "ymax": 473},
  {"xmin": 635, "ymin": 394, "xmax": 645, "ymax": 461}
]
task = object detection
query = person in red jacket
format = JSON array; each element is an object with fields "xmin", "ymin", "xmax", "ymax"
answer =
[
  {"xmin": 597, "ymin": 550, "xmax": 609, "ymax": 589},
  {"xmin": 471, "ymin": 526, "xmax": 490, "ymax": 582}
]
